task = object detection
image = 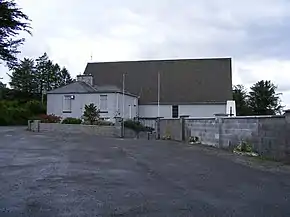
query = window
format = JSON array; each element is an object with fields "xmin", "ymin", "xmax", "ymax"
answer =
[
  {"xmin": 100, "ymin": 95, "xmax": 108, "ymax": 112},
  {"xmin": 63, "ymin": 95, "xmax": 72, "ymax": 113},
  {"xmin": 172, "ymin": 105, "xmax": 179, "ymax": 118}
]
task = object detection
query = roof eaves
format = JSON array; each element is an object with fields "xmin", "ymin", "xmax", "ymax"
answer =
[{"xmin": 139, "ymin": 101, "xmax": 227, "ymax": 105}]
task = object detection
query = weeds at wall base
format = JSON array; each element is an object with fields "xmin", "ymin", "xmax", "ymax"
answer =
[{"xmin": 233, "ymin": 140, "xmax": 259, "ymax": 157}]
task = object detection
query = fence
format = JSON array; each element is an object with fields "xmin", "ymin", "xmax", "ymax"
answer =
[
  {"xmin": 138, "ymin": 118, "xmax": 158, "ymax": 130},
  {"xmin": 159, "ymin": 111, "xmax": 290, "ymax": 162}
]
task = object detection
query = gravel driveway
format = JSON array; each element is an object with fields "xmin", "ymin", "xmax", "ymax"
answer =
[{"xmin": 0, "ymin": 127, "xmax": 290, "ymax": 217}]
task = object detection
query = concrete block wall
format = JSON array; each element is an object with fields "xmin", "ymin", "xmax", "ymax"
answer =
[
  {"xmin": 220, "ymin": 117, "xmax": 260, "ymax": 149},
  {"xmin": 257, "ymin": 117, "xmax": 289, "ymax": 161},
  {"xmin": 159, "ymin": 119, "xmax": 182, "ymax": 141},
  {"xmin": 33, "ymin": 123, "xmax": 154, "ymax": 140},
  {"xmin": 160, "ymin": 113, "xmax": 290, "ymax": 162},
  {"xmin": 187, "ymin": 115, "xmax": 290, "ymax": 162},
  {"xmin": 185, "ymin": 118, "xmax": 218, "ymax": 147},
  {"xmin": 38, "ymin": 123, "xmax": 120, "ymax": 137}
]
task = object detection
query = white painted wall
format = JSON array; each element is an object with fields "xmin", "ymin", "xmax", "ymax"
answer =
[
  {"xmin": 179, "ymin": 104, "xmax": 226, "ymax": 117},
  {"xmin": 139, "ymin": 105, "xmax": 172, "ymax": 118},
  {"xmin": 47, "ymin": 93, "xmax": 138, "ymax": 121},
  {"xmin": 47, "ymin": 92, "xmax": 225, "ymax": 120},
  {"xmin": 116, "ymin": 93, "xmax": 138, "ymax": 119},
  {"xmin": 138, "ymin": 104, "xmax": 226, "ymax": 118}
]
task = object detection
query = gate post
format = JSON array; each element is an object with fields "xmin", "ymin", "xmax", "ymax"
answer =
[
  {"xmin": 180, "ymin": 115, "xmax": 189, "ymax": 142},
  {"xmin": 214, "ymin": 113, "xmax": 227, "ymax": 148},
  {"xmin": 156, "ymin": 117, "xmax": 161, "ymax": 140},
  {"xmin": 27, "ymin": 120, "xmax": 32, "ymax": 131},
  {"xmin": 114, "ymin": 117, "xmax": 123, "ymax": 138}
]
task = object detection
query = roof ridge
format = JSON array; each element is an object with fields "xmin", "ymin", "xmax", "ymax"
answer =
[{"xmin": 87, "ymin": 57, "xmax": 232, "ymax": 64}]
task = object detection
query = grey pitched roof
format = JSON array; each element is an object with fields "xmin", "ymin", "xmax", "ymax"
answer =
[
  {"xmin": 93, "ymin": 85, "xmax": 135, "ymax": 96},
  {"xmin": 47, "ymin": 81, "xmax": 96, "ymax": 94},
  {"xmin": 47, "ymin": 81, "xmax": 138, "ymax": 97},
  {"xmin": 84, "ymin": 58, "xmax": 233, "ymax": 105},
  {"xmin": 93, "ymin": 85, "xmax": 121, "ymax": 92}
]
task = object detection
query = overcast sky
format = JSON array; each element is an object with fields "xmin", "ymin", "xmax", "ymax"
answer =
[{"xmin": 1, "ymin": 0, "xmax": 290, "ymax": 108}]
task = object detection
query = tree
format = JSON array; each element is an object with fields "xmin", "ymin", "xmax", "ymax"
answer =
[
  {"xmin": 35, "ymin": 53, "xmax": 73, "ymax": 93},
  {"xmin": 0, "ymin": 81, "xmax": 6, "ymax": 89},
  {"xmin": 0, "ymin": 0, "xmax": 31, "ymax": 66},
  {"xmin": 248, "ymin": 80, "xmax": 283, "ymax": 115},
  {"xmin": 233, "ymin": 85, "xmax": 251, "ymax": 116},
  {"xmin": 35, "ymin": 52, "xmax": 49, "ymax": 95},
  {"xmin": 8, "ymin": 58, "xmax": 37, "ymax": 93},
  {"xmin": 0, "ymin": 80, "xmax": 6, "ymax": 100},
  {"xmin": 58, "ymin": 67, "xmax": 73, "ymax": 87},
  {"xmin": 8, "ymin": 53, "xmax": 73, "ymax": 97},
  {"xmin": 83, "ymin": 103, "xmax": 100, "ymax": 125}
]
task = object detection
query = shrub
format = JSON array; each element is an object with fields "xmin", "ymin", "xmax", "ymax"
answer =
[
  {"xmin": 7, "ymin": 107, "xmax": 30, "ymax": 125},
  {"xmin": 162, "ymin": 135, "xmax": 171, "ymax": 140},
  {"xmin": 234, "ymin": 140, "xmax": 253, "ymax": 153},
  {"xmin": 62, "ymin": 117, "xmax": 82, "ymax": 124},
  {"xmin": 233, "ymin": 140, "xmax": 259, "ymax": 157},
  {"xmin": 0, "ymin": 116, "xmax": 9, "ymax": 126},
  {"xmin": 0, "ymin": 101, "xmax": 30, "ymax": 125},
  {"xmin": 189, "ymin": 136, "xmax": 199, "ymax": 144},
  {"xmin": 26, "ymin": 100, "xmax": 46, "ymax": 115},
  {"xmin": 39, "ymin": 114, "xmax": 61, "ymax": 123},
  {"xmin": 82, "ymin": 103, "xmax": 100, "ymax": 125},
  {"xmin": 124, "ymin": 120, "xmax": 153, "ymax": 133}
]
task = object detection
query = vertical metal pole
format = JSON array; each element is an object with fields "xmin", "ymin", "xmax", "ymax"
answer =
[
  {"xmin": 122, "ymin": 73, "xmax": 125, "ymax": 137},
  {"xmin": 116, "ymin": 93, "xmax": 119, "ymax": 114},
  {"xmin": 157, "ymin": 71, "xmax": 160, "ymax": 118}
]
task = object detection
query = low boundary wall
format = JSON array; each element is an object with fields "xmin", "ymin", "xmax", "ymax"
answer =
[
  {"xmin": 35, "ymin": 123, "xmax": 121, "ymax": 137},
  {"xmin": 159, "ymin": 111, "xmax": 290, "ymax": 162},
  {"xmin": 28, "ymin": 121, "xmax": 155, "ymax": 139}
]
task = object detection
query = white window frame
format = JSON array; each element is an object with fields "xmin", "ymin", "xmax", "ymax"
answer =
[
  {"xmin": 63, "ymin": 95, "xmax": 72, "ymax": 113},
  {"xmin": 99, "ymin": 95, "xmax": 108, "ymax": 112}
]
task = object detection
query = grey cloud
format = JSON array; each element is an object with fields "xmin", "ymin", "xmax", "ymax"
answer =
[
  {"xmin": 129, "ymin": 0, "xmax": 290, "ymax": 61},
  {"xmin": 245, "ymin": 20, "xmax": 290, "ymax": 60},
  {"xmin": 16, "ymin": 0, "xmax": 290, "ymax": 62}
]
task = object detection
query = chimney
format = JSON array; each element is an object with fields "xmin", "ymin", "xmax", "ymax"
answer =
[{"xmin": 77, "ymin": 74, "xmax": 93, "ymax": 86}]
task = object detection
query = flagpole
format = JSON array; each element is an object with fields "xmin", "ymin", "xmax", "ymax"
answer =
[
  {"xmin": 157, "ymin": 71, "xmax": 160, "ymax": 117},
  {"xmin": 122, "ymin": 73, "xmax": 125, "ymax": 136},
  {"xmin": 122, "ymin": 73, "xmax": 125, "ymax": 118}
]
